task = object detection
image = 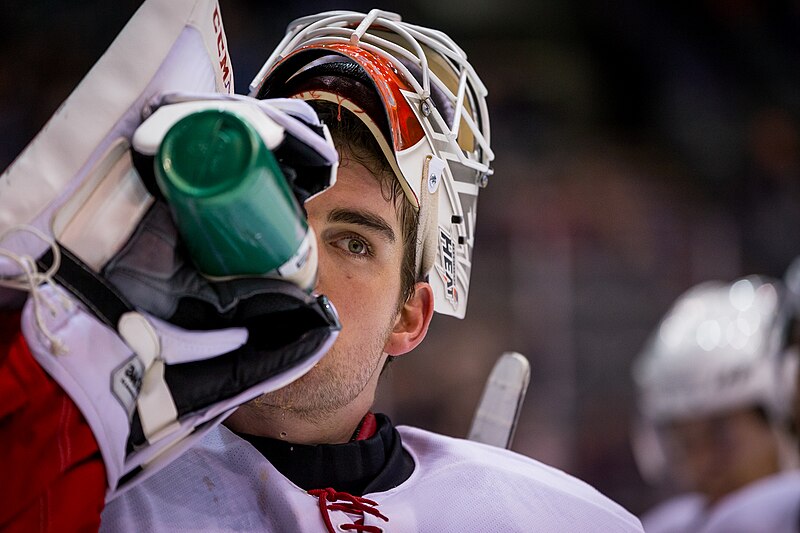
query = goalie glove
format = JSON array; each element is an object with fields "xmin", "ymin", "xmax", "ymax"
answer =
[
  {"xmin": 98, "ymin": 95, "xmax": 339, "ymax": 324},
  {"xmin": 3, "ymin": 95, "xmax": 342, "ymax": 498},
  {"xmin": 18, "ymin": 245, "xmax": 339, "ymax": 499}
]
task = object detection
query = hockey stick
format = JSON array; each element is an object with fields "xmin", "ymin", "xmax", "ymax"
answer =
[{"xmin": 467, "ymin": 351, "xmax": 531, "ymax": 449}]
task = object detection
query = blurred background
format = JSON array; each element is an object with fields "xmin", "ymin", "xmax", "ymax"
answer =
[{"xmin": 3, "ymin": 0, "xmax": 799, "ymax": 516}]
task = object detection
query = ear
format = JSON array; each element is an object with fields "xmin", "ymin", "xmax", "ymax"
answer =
[{"xmin": 384, "ymin": 281, "xmax": 434, "ymax": 356}]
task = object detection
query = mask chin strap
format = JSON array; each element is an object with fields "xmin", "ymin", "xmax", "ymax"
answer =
[{"xmin": 416, "ymin": 156, "xmax": 442, "ymax": 281}]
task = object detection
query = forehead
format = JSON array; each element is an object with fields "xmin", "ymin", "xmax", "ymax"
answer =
[{"xmin": 309, "ymin": 156, "xmax": 401, "ymax": 225}]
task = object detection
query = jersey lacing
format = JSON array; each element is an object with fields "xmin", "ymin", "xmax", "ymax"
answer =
[{"xmin": 308, "ymin": 487, "xmax": 388, "ymax": 533}]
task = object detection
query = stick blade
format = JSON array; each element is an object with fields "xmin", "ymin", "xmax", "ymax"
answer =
[{"xmin": 467, "ymin": 351, "xmax": 531, "ymax": 449}]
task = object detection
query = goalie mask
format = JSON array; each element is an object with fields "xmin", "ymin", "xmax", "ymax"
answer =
[{"xmin": 250, "ymin": 9, "xmax": 494, "ymax": 318}]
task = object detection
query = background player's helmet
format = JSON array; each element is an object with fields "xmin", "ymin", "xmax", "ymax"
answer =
[
  {"xmin": 633, "ymin": 276, "xmax": 795, "ymax": 423},
  {"xmin": 631, "ymin": 276, "xmax": 799, "ymax": 482},
  {"xmin": 250, "ymin": 9, "xmax": 494, "ymax": 318}
]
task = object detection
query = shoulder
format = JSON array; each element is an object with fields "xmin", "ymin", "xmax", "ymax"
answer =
[
  {"xmin": 101, "ymin": 425, "xmax": 274, "ymax": 532},
  {"xmin": 639, "ymin": 493, "xmax": 705, "ymax": 533},
  {"xmin": 723, "ymin": 469, "xmax": 800, "ymax": 507},
  {"xmin": 396, "ymin": 425, "xmax": 643, "ymax": 532},
  {"xmin": 701, "ymin": 470, "xmax": 800, "ymax": 533}
]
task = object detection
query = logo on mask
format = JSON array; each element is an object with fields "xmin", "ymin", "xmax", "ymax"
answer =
[{"xmin": 439, "ymin": 228, "xmax": 458, "ymax": 306}]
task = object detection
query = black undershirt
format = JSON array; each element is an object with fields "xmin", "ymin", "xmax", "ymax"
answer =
[{"xmin": 235, "ymin": 413, "xmax": 415, "ymax": 496}]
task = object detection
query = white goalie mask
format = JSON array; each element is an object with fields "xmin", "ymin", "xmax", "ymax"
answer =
[{"xmin": 250, "ymin": 9, "xmax": 494, "ymax": 318}]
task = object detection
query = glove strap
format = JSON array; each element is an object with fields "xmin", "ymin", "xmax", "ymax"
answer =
[
  {"xmin": 39, "ymin": 246, "xmax": 181, "ymax": 445},
  {"xmin": 118, "ymin": 312, "xmax": 181, "ymax": 444},
  {"xmin": 38, "ymin": 246, "xmax": 131, "ymax": 330}
]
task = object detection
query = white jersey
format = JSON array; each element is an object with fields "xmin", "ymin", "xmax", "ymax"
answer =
[
  {"xmin": 642, "ymin": 471, "xmax": 800, "ymax": 533},
  {"xmin": 101, "ymin": 424, "xmax": 642, "ymax": 532},
  {"xmin": 640, "ymin": 493, "xmax": 706, "ymax": 533}
]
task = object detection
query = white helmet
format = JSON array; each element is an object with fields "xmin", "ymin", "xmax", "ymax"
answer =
[
  {"xmin": 631, "ymin": 276, "xmax": 799, "ymax": 482},
  {"xmin": 249, "ymin": 9, "xmax": 494, "ymax": 318},
  {"xmin": 633, "ymin": 276, "xmax": 796, "ymax": 423}
]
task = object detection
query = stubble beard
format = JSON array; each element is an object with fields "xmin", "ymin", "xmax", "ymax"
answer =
[{"xmin": 249, "ymin": 318, "xmax": 395, "ymax": 425}]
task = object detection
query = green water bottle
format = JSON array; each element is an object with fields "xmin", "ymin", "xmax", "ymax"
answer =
[{"xmin": 154, "ymin": 108, "xmax": 316, "ymax": 290}]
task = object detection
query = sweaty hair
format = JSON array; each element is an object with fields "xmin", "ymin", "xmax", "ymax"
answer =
[{"xmin": 311, "ymin": 101, "xmax": 420, "ymax": 306}]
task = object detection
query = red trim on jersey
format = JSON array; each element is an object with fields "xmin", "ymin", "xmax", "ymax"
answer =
[
  {"xmin": 0, "ymin": 311, "xmax": 106, "ymax": 532},
  {"xmin": 352, "ymin": 411, "xmax": 378, "ymax": 441}
]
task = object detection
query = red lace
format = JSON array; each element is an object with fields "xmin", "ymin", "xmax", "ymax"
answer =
[{"xmin": 308, "ymin": 487, "xmax": 388, "ymax": 533}]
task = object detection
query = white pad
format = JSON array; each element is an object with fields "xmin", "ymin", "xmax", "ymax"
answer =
[
  {"xmin": 132, "ymin": 100, "xmax": 286, "ymax": 155},
  {"xmin": 0, "ymin": 0, "xmax": 233, "ymax": 298}
]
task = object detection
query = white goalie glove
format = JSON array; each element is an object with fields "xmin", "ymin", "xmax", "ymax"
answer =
[
  {"xmin": 0, "ymin": 0, "xmax": 345, "ymax": 501},
  {"xmin": 3, "ymin": 95, "xmax": 341, "ymax": 499},
  {"xmin": 20, "ymin": 281, "xmax": 337, "ymax": 498}
]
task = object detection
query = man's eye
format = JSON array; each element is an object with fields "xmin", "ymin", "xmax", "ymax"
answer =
[
  {"xmin": 347, "ymin": 238, "xmax": 366, "ymax": 254},
  {"xmin": 333, "ymin": 236, "xmax": 370, "ymax": 256}
]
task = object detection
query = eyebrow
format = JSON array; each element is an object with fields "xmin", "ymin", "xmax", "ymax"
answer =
[{"xmin": 327, "ymin": 208, "xmax": 396, "ymax": 243}]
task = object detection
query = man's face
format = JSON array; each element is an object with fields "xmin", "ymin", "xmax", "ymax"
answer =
[
  {"xmin": 662, "ymin": 407, "xmax": 781, "ymax": 503},
  {"xmin": 256, "ymin": 156, "xmax": 407, "ymax": 419}
]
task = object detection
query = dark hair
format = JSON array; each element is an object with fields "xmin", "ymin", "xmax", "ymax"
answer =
[{"xmin": 311, "ymin": 101, "xmax": 420, "ymax": 307}]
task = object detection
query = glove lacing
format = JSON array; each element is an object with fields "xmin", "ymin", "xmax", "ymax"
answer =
[
  {"xmin": 0, "ymin": 225, "xmax": 72, "ymax": 354},
  {"xmin": 308, "ymin": 487, "xmax": 388, "ymax": 533}
]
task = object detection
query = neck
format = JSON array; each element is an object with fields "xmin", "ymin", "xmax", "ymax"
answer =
[{"xmin": 224, "ymin": 394, "xmax": 374, "ymax": 445}]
